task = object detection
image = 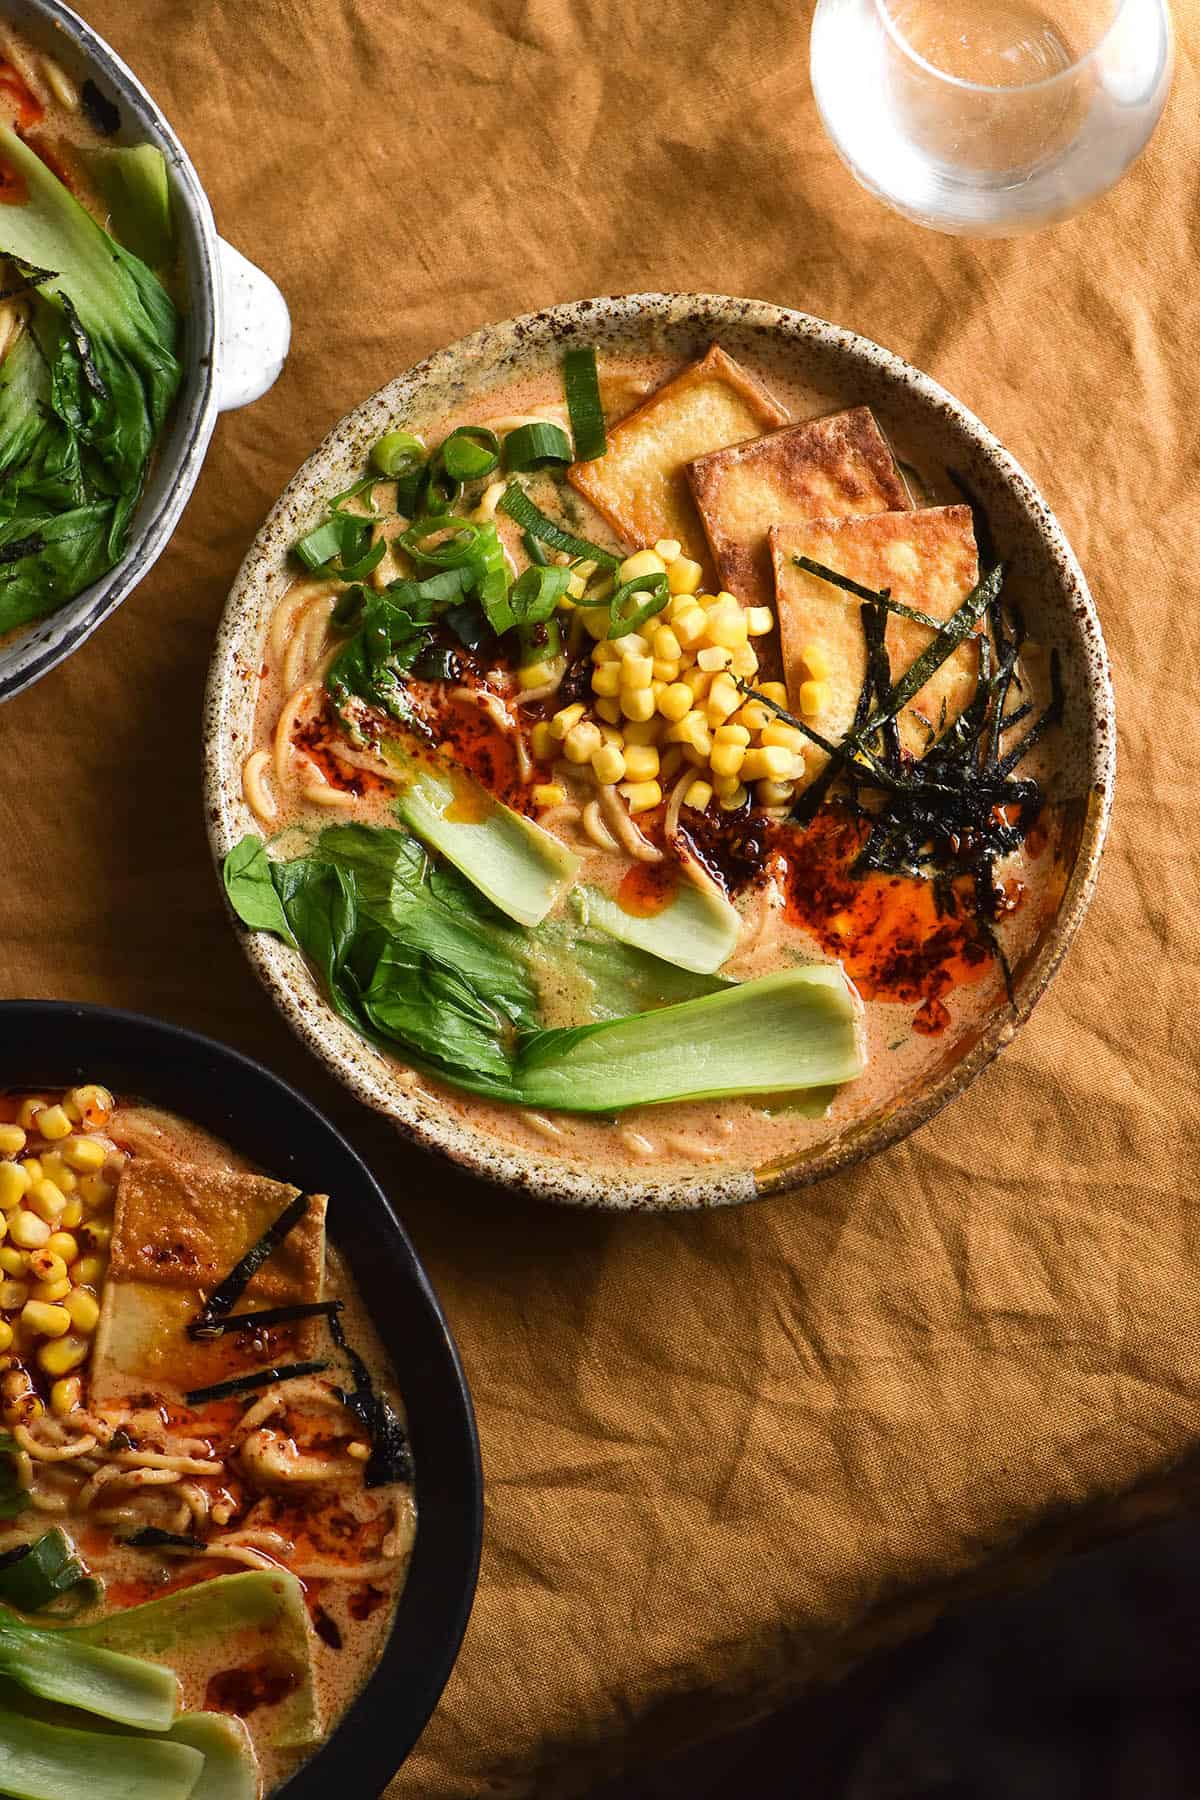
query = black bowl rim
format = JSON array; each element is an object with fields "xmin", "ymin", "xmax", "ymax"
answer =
[{"xmin": 0, "ymin": 999, "xmax": 482, "ymax": 1797}]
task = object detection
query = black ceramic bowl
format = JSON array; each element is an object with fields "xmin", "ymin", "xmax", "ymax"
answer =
[{"xmin": 0, "ymin": 1000, "xmax": 482, "ymax": 1797}]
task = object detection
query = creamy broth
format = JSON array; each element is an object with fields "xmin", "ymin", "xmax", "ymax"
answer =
[
  {"xmin": 0, "ymin": 1086, "xmax": 412, "ymax": 1795},
  {"xmin": 244, "ymin": 348, "xmax": 1067, "ymax": 1186}
]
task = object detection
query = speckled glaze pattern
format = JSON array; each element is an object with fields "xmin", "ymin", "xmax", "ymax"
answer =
[
  {"xmin": 203, "ymin": 293, "xmax": 1115, "ymax": 1212},
  {"xmin": 0, "ymin": 0, "xmax": 289, "ymax": 705}
]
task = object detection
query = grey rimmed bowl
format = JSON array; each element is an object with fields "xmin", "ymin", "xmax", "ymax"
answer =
[
  {"xmin": 204, "ymin": 293, "xmax": 1115, "ymax": 1212},
  {"xmin": 0, "ymin": 0, "xmax": 291, "ymax": 704}
]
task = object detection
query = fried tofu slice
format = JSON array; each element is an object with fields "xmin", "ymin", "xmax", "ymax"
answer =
[
  {"xmin": 567, "ymin": 344, "xmax": 788, "ymax": 560},
  {"xmin": 91, "ymin": 1158, "xmax": 328, "ymax": 1408},
  {"xmin": 687, "ymin": 407, "xmax": 911, "ymax": 610},
  {"xmin": 771, "ymin": 506, "xmax": 980, "ymax": 787}
]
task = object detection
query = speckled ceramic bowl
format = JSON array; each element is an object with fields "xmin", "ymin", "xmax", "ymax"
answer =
[{"xmin": 204, "ymin": 294, "xmax": 1114, "ymax": 1212}]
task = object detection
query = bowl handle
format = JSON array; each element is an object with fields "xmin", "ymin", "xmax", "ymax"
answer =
[{"xmin": 215, "ymin": 237, "xmax": 292, "ymax": 412}]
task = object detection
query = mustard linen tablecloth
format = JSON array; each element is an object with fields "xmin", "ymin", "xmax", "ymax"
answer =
[{"xmin": 2, "ymin": 2, "xmax": 1198, "ymax": 1794}]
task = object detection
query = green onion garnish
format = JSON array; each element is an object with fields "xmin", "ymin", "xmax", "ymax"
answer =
[
  {"xmin": 370, "ymin": 430, "xmax": 425, "ymax": 477},
  {"xmin": 436, "ymin": 425, "xmax": 501, "ymax": 483},
  {"xmin": 503, "ymin": 421, "xmax": 572, "ymax": 473},
  {"xmin": 523, "ymin": 530, "xmax": 549, "ymax": 566},
  {"xmin": 563, "ymin": 346, "xmax": 606, "ymax": 461},
  {"xmin": 510, "ymin": 564, "xmax": 570, "ymax": 665},
  {"xmin": 607, "ymin": 569, "xmax": 669, "ymax": 639},
  {"xmin": 498, "ymin": 480, "xmax": 619, "ymax": 567}
]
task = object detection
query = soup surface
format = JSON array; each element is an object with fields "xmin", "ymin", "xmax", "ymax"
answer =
[
  {"xmin": 232, "ymin": 343, "xmax": 1068, "ymax": 1188},
  {"xmin": 0, "ymin": 1084, "xmax": 413, "ymax": 1795}
]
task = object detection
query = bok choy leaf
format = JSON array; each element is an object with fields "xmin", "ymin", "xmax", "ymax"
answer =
[
  {"xmin": 0, "ymin": 1704, "xmax": 203, "ymax": 1800},
  {"xmin": 0, "ymin": 1603, "xmax": 178, "ymax": 1728}
]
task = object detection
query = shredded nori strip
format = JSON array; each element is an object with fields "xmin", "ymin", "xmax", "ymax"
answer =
[
  {"xmin": 81, "ymin": 78, "xmax": 120, "ymax": 137},
  {"xmin": 187, "ymin": 1193, "xmax": 311, "ymax": 1338},
  {"xmin": 121, "ymin": 1528, "xmax": 206, "ymax": 1553},
  {"xmin": 189, "ymin": 1299, "xmax": 344, "ymax": 1341},
  {"xmin": 328, "ymin": 1307, "xmax": 413, "ymax": 1488},
  {"xmin": 184, "ymin": 1361, "xmax": 329, "ymax": 1407},
  {"xmin": 792, "ymin": 554, "xmax": 943, "ymax": 630}
]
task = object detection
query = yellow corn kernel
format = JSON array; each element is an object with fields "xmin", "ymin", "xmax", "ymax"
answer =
[
  {"xmin": 25, "ymin": 1181, "xmax": 65, "ymax": 1225},
  {"xmin": 592, "ymin": 640, "xmax": 620, "ymax": 664},
  {"xmin": 0, "ymin": 1165, "xmax": 30, "ymax": 1212},
  {"xmin": 657, "ymin": 682, "xmax": 694, "ymax": 723},
  {"xmin": 16, "ymin": 1098, "xmax": 48, "ymax": 1132},
  {"xmin": 653, "ymin": 538, "xmax": 682, "ymax": 563},
  {"xmin": 623, "ymin": 717, "xmax": 663, "ymax": 746},
  {"xmin": 549, "ymin": 702, "xmax": 586, "ymax": 740},
  {"xmin": 564, "ymin": 720, "xmax": 603, "ymax": 764},
  {"xmin": 79, "ymin": 1173, "xmax": 114, "ymax": 1216},
  {"xmin": 756, "ymin": 778, "xmax": 797, "ymax": 807},
  {"xmin": 740, "ymin": 748, "xmax": 770, "ymax": 783},
  {"xmin": 696, "ymin": 644, "xmax": 732, "ymax": 673},
  {"xmin": 20, "ymin": 1159, "xmax": 41, "ymax": 1183},
  {"xmin": 618, "ymin": 779, "xmax": 662, "ymax": 815},
  {"xmin": 0, "ymin": 1322, "xmax": 12, "ymax": 1354},
  {"xmin": 618, "ymin": 654, "xmax": 653, "ymax": 693},
  {"xmin": 718, "ymin": 782, "xmax": 749, "ymax": 810},
  {"xmin": 0, "ymin": 1250, "xmax": 23, "ymax": 1277},
  {"xmin": 651, "ymin": 658, "xmax": 680, "ymax": 684},
  {"xmin": 580, "ymin": 606, "xmax": 611, "ymax": 640},
  {"xmin": 50, "ymin": 1377, "xmax": 82, "ymax": 1416},
  {"xmin": 34, "ymin": 1105, "xmax": 71, "ymax": 1141},
  {"xmin": 28, "ymin": 1249, "xmax": 68, "ymax": 1286},
  {"xmin": 61, "ymin": 1136, "xmax": 106, "ymax": 1173},
  {"xmin": 730, "ymin": 642, "xmax": 759, "ymax": 679},
  {"xmin": 71, "ymin": 1085, "xmax": 112, "ymax": 1125},
  {"xmin": 23, "ymin": 1300, "xmax": 72, "ymax": 1338},
  {"xmin": 798, "ymin": 679, "xmax": 827, "ymax": 717},
  {"xmin": 757, "ymin": 743, "xmax": 802, "ymax": 780},
  {"xmin": 681, "ymin": 666, "xmax": 712, "ymax": 701},
  {"xmin": 745, "ymin": 606, "xmax": 775, "ymax": 636},
  {"xmin": 652, "ymin": 625, "xmax": 682, "ymax": 662},
  {"xmin": 685, "ymin": 779, "xmax": 713, "ymax": 810},
  {"xmin": 705, "ymin": 678, "xmax": 741, "ymax": 725},
  {"xmin": 532, "ymin": 783, "xmax": 565, "ymax": 808},
  {"xmin": 38, "ymin": 1335, "xmax": 89, "ymax": 1377},
  {"xmin": 63, "ymin": 1288, "xmax": 100, "ymax": 1334},
  {"xmin": 590, "ymin": 743, "xmax": 626, "ymax": 785},
  {"xmin": 713, "ymin": 722, "xmax": 751, "ymax": 746},
  {"xmin": 762, "ymin": 721, "xmax": 807, "ymax": 753},
  {"xmin": 38, "ymin": 1154, "xmax": 76, "ymax": 1195},
  {"xmin": 800, "ymin": 641, "xmax": 831, "ymax": 680},
  {"xmin": 612, "ymin": 631, "xmax": 649, "ymax": 659},
  {"xmin": 74, "ymin": 1255, "xmax": 106, "ymax": 1290},
  {"xmin": 712, "ymin": 772, "xmax": 743, "ymax": 800},
  {"xmin": 10, "ymin": 1210, "xmax": 51, "ymax": 1250},
  {"xmin": 618, "ymin": 549, "xmax": 666, "ymax": 584},
  {"xmin": 665, "ymin": 710, "xmax": 713, "ymax": 757},
  {"xmin": 594, "ymin": 696, "xmax": 622, "ymax": 725},
  {"xmin": 759, "ymin": 681, "xmax": 789, "ymax": 706},
  {"xmin": 623, "ymin": 744, "xmax": 660, "ymax": 782},
  {"xmin": 619, "ymin": 687, "xmax": 656, "ymax": 723},
  {"xmin": 667, "ymin": 556, "xmax": 703, "ymax": 596},
  {"xmin": 735, "ymin": 700, "xmax": 771, "ymax": 732},
  {"xmin": 31, "ymin": 1278, "xmax": 72, "ymax": 1305},
  {"xmin": 710, "ymin": 740, "xmax": 746, "ymax": 779},
  {"xmin": 707, "ymin": 605, "xmax": 748, "ymax": 650},
  {"xmin": 598, "ymin": 722, "xmax": 623, "ymax": 744},
  {"xmin": 565, "ymin": 572, "xmax": 587, "ymax": 601},
  {"xmin": 83, "ymin": 1221, "xmax": 112, "ymax": 1252},
  {"xmin": 0, "ymin": 1127, "xmax": 25, "ymax": 1157},
  {"xmin": 671, "ymin": 603, "xmax": 707, "ymax": 647},
  {"xmin": 0, "ymin": 1280, "xmax": 28, "ymax": 1310},
  {"xmin": 530, "ymin": 725, "xmax": 555, "ymax": 766},
  {"xmin": 591, "ymin": 663, "xmax": 621, "ymax": 697}
]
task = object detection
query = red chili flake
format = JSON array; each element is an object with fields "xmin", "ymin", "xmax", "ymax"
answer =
[
  {"xmin": 912, "ymin": 996, "xmax": 951, "ymax": 1035},
  {"xmin": 205, "ymin": 1662, "xmax": 300, "ymax": 1718}
]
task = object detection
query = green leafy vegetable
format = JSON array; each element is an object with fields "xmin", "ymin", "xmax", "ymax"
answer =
[
  {"xmin": 0, "ymin": 1530, "xmax": 98, "ymax": 1617},
  {"xmin": 607, "ymin": 568, "xmax": 669, "ymax": 639},
  {"xmin": 0, "ymin": 128, "xmax": 182, "ymax": 632},
  {"xmin": 222, "ymin": 835, "xmax": 297, "ymax": 946},
  {"xmin": 435, "ymin": 424, "xmax": 500, "ymax": 483},
  {"xmin": 581, "ymin": 877, "xmax": 740, "ymax": 975},
  {"xmin": 498, "ymin": 479, "xmax": 619, "ymax": 568},
  {"xmin": 0, "ymin": 1603, "xmax": 178, "ymax": 1729},
  {"xmin": 78, "ymin": 145, "xmax": 173, "ymax": 269},
  {"xmin": 370, "ymin": 429, "xmax": 424, "ymax": 478},
  {"xmin": 508, "ymin": 563, "xmax": 570, "ymax": 664},
  {"xmin": 563, "ymin": 346, "xmax": 607, "ymax": 461},
  {"xmin": 0, "ymin": 1704, "xmax": 202, "ymax": 1800},
  {"xmin": 163, "ymin": 1714, "xmax": 259, "ymax": 1800},
  {"xmin": 503, "ymin": 421, "xmax": 572, "ymax": 472}
]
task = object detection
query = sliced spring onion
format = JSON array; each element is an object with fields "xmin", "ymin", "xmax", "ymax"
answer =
[
  {"xmin": 0, "ymin": 1530, "xmax": 97, "ymax": 1616},
  {"xmin": 188, "ymin": 1194, "xmax": 310, "ymax": 1337},
  {"xmin": 388, "ymin": 754, "xmax": 581, "ymax": 928},
  {"xmin": 503, "ymin": 421, "xmax": 572, "ymax": 473},
  {"xmin": 607, "ymin": 569, "xmax": 669, "ymax": 638},
  {"xmin": 0, "ymin": 1604, "xmax": 178, "ymax": 1729},
  {"xmin": 293, "ymin": 512, "xmax": 361, "ymax": 571},
  {"xmin": 582, "ymin": 878, "xmax": 740, "ymax": 975},
  {"xmin": 436, "ymin": 424, "xmax": 501, "ymax": 483},
  {"xmin": 563, "ymin": 346, "xmax": 607, "ymax": 461},
  {"xmin": 0, "ymin": 1705, "xmax": 203, "ymax": 1800},
  {"xmin": 509, "ymin": 563, "xmax": 571, "ymax": 666},
  {"xmin": 523, "ymin": 529, "xmax": 549, "ymax": 566},
  {"xmin": 183, "ymin": 1361, "xmax": 330, "ymax": 1408},
  {"xmin": 370, "ymin": 429, "xmax": 425, "ymax": 477},
  {"xmin": 498, "ymin": 480, "xmax": 620, "ymax": 567}
]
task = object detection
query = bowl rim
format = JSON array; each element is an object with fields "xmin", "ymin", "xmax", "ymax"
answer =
[
  {"xmin": 0, "ymin": 998, "xmax": 483, "ymax": 1796},
  {"xmin": 0, "ymin": 0, "xmax": 223, "ymax": 705},
  {"xmin": 204, "ymin": 290, "xmax": 1115, "ymax": 1212}
]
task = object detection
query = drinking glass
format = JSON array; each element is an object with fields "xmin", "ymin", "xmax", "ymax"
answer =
[{"xmin": 810, "ymin": 0, "xmax": 1174, "ymax": 235}]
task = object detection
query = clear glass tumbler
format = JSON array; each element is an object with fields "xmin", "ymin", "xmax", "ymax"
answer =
[{"xmin": 810, "ymin": 0, "xmax": 1174, "ymax": 235}]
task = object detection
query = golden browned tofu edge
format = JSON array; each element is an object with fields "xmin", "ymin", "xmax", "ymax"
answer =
[
  {"xmin": 687, "ymin": 406, "xmax": 912, "ymax": 607},
  {"xmin": 566, "ymin": 343, "xmax": 789, "ymax": 550}
]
